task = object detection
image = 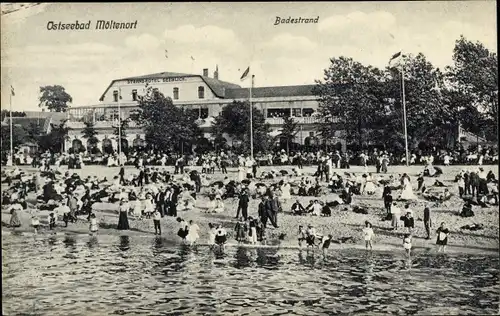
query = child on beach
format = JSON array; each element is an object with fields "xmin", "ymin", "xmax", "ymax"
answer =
[
  {"xmin": 208, "ymin": 223, "xmax": 216, "ymax": 246},
  {"xmin": 403, "ymin": 234, "xmax": 412, "ymax": 256},
  {"xmin": 186, "ymin": 220, "xmax": 200, "ymax": 245},
  {"xmin": 320, "ymin": 234, "xmax": 333, "ymax": 258},
  {"xmin": 152, "ymin": 209, "xmax": 161, "ymax": 235},
  {"xmin": 31, "ymin": 215, "xmax": 40, "ymax": 235},
  {"xmin": 234, "ymin": 218, "xmax": 247, "ymax": 244},
  {"xmin": 215, "ymin": 225, "xmax": 228, "ymax": 251},
  {"xmin": 436, "ymin": 222, "xmax": 449, "ymax": 252},
  {"xmin": 298, "ymin": 225, "xmax": 307, "ymax": 248},
  {"xmin": 248, "ymin": 217, "xmax": 257, "ymax": 245},
  {"xmin": 49, "ymin": 213, "xmax": 56, "ymax": 230},
  {"xmin": 363, "ymin": 221, "xmax": 374, "ymax": 250},
  {"xmin": 89, "ymin": 213, "xmax": 98, "ymax": 236},
  {"xmin": 176, "ymin": 217, "xmax": 189, "ymax": 241}
]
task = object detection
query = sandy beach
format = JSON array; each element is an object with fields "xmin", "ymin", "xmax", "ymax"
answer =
[{"xmin": 2, "ymin": 164, "xmax": 499, "ymax": 255}]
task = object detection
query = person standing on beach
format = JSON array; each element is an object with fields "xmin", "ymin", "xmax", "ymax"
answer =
[
  {"xmin": 391, "ymin": 202, "xmax": 400, "ymax": 230},
  {"xmin": 424, "ymin": 207, "xmax": 432, "ymax": 239},
  {"xmin": 152, "ymin": 209, "xmax": 161, "ymax": 235},
  {"xmin": 383, "ymin": 188, "xmax": 393, "ymax": 217},
  {"xmin": 31, "ymin": 215, "xmax": 40, "ymax": 235},
  {"xmin": 436, "ymin": 222, "xmax": 449, "ymax": 252},
  {"xmin": 403, "ymin": 234, "xmax": 412, "ymax": 257},
  {"xmin": 363, "ymin": 221, "xmax": 374, "ymax": 250},
  {"xmin": 119, "ymin": 166, "xmax": 126, "ymax": 185},
  {"xmin": 236, "ymin": 189, "xmax": 250, "ymax": 220},
  {"xmin": 89, "ymin": 213, "xmax": 98, "ymax": 236},
  {"xmin": 117, "ymin": 199, "xmax": 130, "ymax": 230}
]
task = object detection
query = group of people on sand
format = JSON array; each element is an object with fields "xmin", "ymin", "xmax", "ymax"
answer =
[{"xmin": 1, "ymin": 145, "xmax": 498, "ymax": 260}]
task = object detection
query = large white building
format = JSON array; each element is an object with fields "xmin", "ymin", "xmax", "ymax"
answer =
[{"xmin": 65, "ymin": 67, "xmax": 345, "ymax": 153}]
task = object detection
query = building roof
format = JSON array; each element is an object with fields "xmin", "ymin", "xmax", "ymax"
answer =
[
  {"xmin": 1, "ymin": 117, "xmax": 52, "ymax": 133},
  {"xmin": 225, "ymin": 84, "xmax": 318, "ymax": 99},
  {"xmin": 99, "ymin": 71, "xmax": 242, "ymax": 101}
]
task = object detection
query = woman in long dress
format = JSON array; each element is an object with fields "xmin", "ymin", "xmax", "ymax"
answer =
[
  {"xmin": 281, "ymin": 181, "xmax": 291, "ymax": 200},
  {"xmin": 117, "ymin": 200, "xmax": 130, "ymax": 230},
  {"xmin": 238, "ymin": 166, "xmax": 246, "ymax": 182},
  {"xmin": 399, "ymin": 174, "xmax": 416, "ymax": 200},
  {"xmin": 9, "ymin": 204, "xmax": 22, "ymax": 228},
  {"xmin": 186, "ymin": 220, "xmax": 200, "ymax": 245},
  {"xmin": 363, "ymin": 173, "xmax": 376, "ymax": 195}
]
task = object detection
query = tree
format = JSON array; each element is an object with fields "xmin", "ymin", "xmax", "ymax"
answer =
[
  {"xmin": 81, "ymin": 121, "xmax": 99, "ymax": 151},
  {"xmin": 39, "ymin": 85, "xmax": 73, "ymax": 112},
  {"xmin": 212, "ymin": 101, "xmax": 271, "ymax": 155},
  {"xmin": 113, "ymin": 119, "xmax": 129, "ymax": 153},
  {"xmin": 137, "ymin": 88, "xmax": 201, "ymax": 154},
  {"xmin": 314, "ymin": 57, "xmax": 387, "ymax": 149},
  {"xmin": 38, "ymin": 120, "xmax": 71, "ymax": 153},
  {"xmin": 445, "ymin": 35, "xmax": 498, "ymax": 141},
  {"xmin": 26, "ymin": 122, "xmax": 42, "ymax": 143},
  {"xmin": 1, "ymin": 124, "xmax": 28, "ymax": 156},
  {"xmin": 279, "ymin": 116, "xmax": 299, "ymax": 154},
  {"xmin": 382, "ymin": 53, "xmax": 450, "ymax": 150}
]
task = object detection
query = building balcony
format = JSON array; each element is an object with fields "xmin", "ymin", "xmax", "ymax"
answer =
[
  {"xmin": 66, "ymin": 120, "xmax": 141, "ymax": 129},
  {"xmin": 265, "ymin": 116, "xmax": 327, "ymax": 125}
]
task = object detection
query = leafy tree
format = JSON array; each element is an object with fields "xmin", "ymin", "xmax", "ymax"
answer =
[
  {"xmin": 113, "ymin": 119, "xmax": 129, "ymax": 153},
  {"xmin": 39, "ymin": 120, "xmax": 71, "ymax": 153},
  {"xmin": 1, "ymin": 124, "xmax": 28, "ymax": 155},
  {"xmin": 382, "ymin": 53, "xmax": 449, "ymax": 150},
  {"xmin": 81, "ymin": 121, "xmax": 99, "ymax": 151},
  {"xmin": 137, "ymin": 88, "xmax": 201, "ymax": 154},
  {"xmin": 314, "ymin": 57, "xmax": 387, "ymax": 149},
  {"xmin": 445, "ymin": 35, "xmax": 498, "ymax": 141},
  {"xmin": 212, "ymin": 101, "xmax": 271, "ymax": 155},
  {"xmin": 39, "ymin": 85, "xmax": 73, "ymax": 112},
  {"xmin": 26, "ymin": 122, "xmax": 43, "ymax": 143},
  {"xmin": 279, "ymin": 116, "xmax": 299, "ymax": 154}
]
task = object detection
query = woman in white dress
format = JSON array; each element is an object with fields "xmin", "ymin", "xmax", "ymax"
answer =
[
  {"xmin": 281, "ymin": 181, "xmax": 291, "ymax": 200},
  {"xmin": 186, "ymin": 220, "xmax": 200, "ymax": 245},
  {"xmin": 133, "ymin": 199, "xmax": 143, "ymax": 219},
  {"xmin": 363, "ymin": 173, "xmax": 376, "ymax": 195},
  {"xmin": 238, "ymin": 166, "xmax": 246, "ymax": 182},
  {"xmin": 399, "ymin": 174, "xmax": 416, "ymax": 200}
]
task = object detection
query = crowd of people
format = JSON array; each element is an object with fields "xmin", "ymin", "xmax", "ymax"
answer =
[
  {"xmin": 5, "ymin": 143, "xmax": 498, "ymax": 170},
  {"xmin": 2, "ymin": 145, "xmax": 498, "ymax": 258}
]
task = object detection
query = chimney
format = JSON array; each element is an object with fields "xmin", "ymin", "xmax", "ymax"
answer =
[
  {"xmin": 214, "ymin": 65, "xmax": 219, "ymax": 80},
  {"xmin": 203, "ymin": 68, "xmax": 209, "ymax": 77}
]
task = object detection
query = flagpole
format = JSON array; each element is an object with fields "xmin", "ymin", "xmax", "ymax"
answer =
[
  {"xmin": 118, "ymin": 86, "xmax": 122, "ymax": 163},
  {"xmin": 9, "ymin": 91, "xmax": 13, "ymax": 166},
  {"xmin": 249, "ymin": 75, "xmax": 254, "ymax": 159},
  {"xmin": 401, "ymin": 63, "xmax": 409, "ymax": 166}
]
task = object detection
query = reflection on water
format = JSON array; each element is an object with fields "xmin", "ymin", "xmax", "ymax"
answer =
[{"xmin": 2, "ymin": 234, "xmax": 499, "ymax": 315}]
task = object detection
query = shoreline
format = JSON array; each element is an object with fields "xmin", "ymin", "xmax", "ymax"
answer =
[{"xmin": 2, "ymin": 225, "xmax": 498, "ymax": 257}]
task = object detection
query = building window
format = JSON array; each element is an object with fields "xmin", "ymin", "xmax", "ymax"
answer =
[
  {"xmin": 267, "ymin": 108, "xmax": 290, "ymax": 118},
  {"xmin": 173, "ymin": 87, "xmax": 179, "ymax": 100},
  {"xmin": 132, "ymin": 89, "xmax": 138, "ymax": 101},
  {"xmin": 303, "ymin": 108, "xmax": 314, "ymax": 117},
  {"xmin": 292, "ymin": 108, "xmax": 302, "ymax": 117},
  {"xmin": 198, "ymin": 86, "xmax": 205, "ymax": 99},
  {"xmin": 200, "ymin": 108, "xmax": 209, "ymax": 119},
  {"xmin": 113, "ymin": 90, "xmax": 118, "ymax": 102}
]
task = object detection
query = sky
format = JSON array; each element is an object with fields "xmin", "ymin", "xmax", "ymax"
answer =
[{"xmin": 0, "ymin": 2, "xmax": 497, "ymax": 111}]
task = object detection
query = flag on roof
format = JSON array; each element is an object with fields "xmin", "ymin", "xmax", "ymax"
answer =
[
  {"xmin": 11, "ymin": 85, "xmax": 15, "ymax": 96},
  {"xmin": 240, "ymin": 67, "xmax": 250, "ymax": 81}
]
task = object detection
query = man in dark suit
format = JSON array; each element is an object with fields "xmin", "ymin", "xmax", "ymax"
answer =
[
  {"xmin": 156, "ymin": 187, "xmax": 166, "ymax": 217},
  {"xmin": 236, "ymin": 189, "xmax": 250, "ymax": 220},
  {"xmin": 267, "ymin": 193, "xmax": 280, "ymax": 228},
  {"xmin": 258, "ymin": 196, "xmax": 269, "ymax": 228},
  {"xmin": 137, "ymin": 167, "xmax": 144, "ymax": 187},
  {"xmin": 119, "ymin": 166, "xmax": 126, "ymax": 185}
]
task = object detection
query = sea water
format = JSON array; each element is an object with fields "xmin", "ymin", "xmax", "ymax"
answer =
[{"xmin": 2, "ymin": 233, "xmax": 499, "ymax": 315}]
